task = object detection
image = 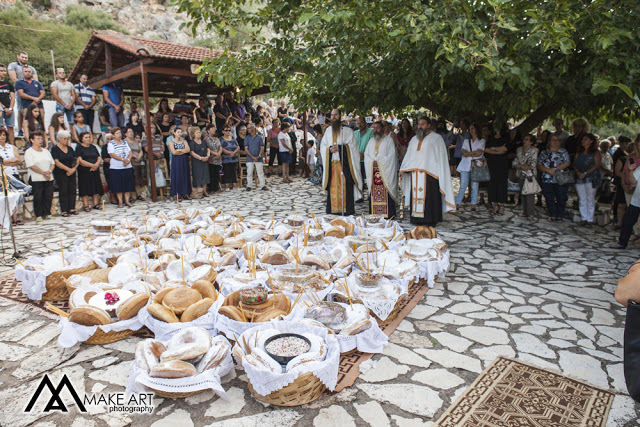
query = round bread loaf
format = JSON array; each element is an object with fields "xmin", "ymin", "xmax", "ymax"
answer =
[
  {"xmin": 116, "ymin": 292, "xmax": 149, "ymax": 320},
  {"xmin": 162, "ymin": 288, "xmax": 202, "ymax": 315},
  {"xmin": 69, "ymin": 306, "xmax": 111, "ymax": 326},
  {"xmin": 148, "ymin": 302, "xmax": 180, "ymax": 323},
  {"xmin": 181, "ymin": 298, "xmax": 215, "ymax": 322}
]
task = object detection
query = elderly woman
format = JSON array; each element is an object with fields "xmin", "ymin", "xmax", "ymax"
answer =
[
  {"xmin": 24, "ymin": 132, "xmax": 55, "ymax": 222},
  {"xmin": 107, "ymin": 127, "xmax": 135, "ymax": 208},
  {"xmin": 220, "ymin": 124, "xmax": 240, "ymax": 190},
  {"xmin": 76, "ymin": 131, "xmax": 103, "ymax": 211},
  {"xmin": 51, "ymin": 130, "xmax": 80, "ymax": 216},
  {"xmin": 537, "ymin": 134, "xmax": 571, "ymax": 221},
  {"xmin": 574, "ymin": 133, "xmax": 602, "ymax": 226},
  {"xmin": 189, "ymin": 126, "xmax": 210, "ymax": 198},
  {"xmin": 513, "ymin": 134, "xmax": 539, "ymax": 220}
]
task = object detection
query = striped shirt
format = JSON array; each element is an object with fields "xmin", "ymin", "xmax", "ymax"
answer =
[
  {"xmin": 107, "ymin": 140, "xmax": 132, "ymax": 169},
  {"xmin": 74, "ymin": 83, "xmax": 96, "ymax": 109}
]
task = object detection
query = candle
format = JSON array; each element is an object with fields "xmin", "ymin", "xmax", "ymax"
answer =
[
  {"xmin": 176, "ymin": 194, "xmax": 179, "ymax": 209},
  {"xmin": 366, "ymin": 242, "xmax": 370, "ymax": 278},
  {"xmin": 13, "ymin": 257, "xmax": 25, "ymax": 268},
  {"xmin": 102, "ymin": 200, "xmax": 105, "ymax": 223},
  {"xmin": 181, "ymin": 256, "xmax": 185, "ymax": 284},
  {"xmin": 60, "ymin": 237, "xmax": 65, "ymax": 267}
]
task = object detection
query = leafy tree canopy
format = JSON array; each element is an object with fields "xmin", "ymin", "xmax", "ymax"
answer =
[{"xmin": 175, "ymin": 0, "xmax": 640, "ymax": 131}]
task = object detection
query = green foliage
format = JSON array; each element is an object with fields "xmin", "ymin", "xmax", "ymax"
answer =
[
  {"xmin": 65, "ymin": 5, "xmax": 125, "ymax": 32},
  {"xmin": 590, "ymin": 122, "xmax": 640, "ymax": 140},
  {"xmin": 0, "ymin": 2, "xmax": 89, "ymax": 87},
  {"xmin": 174, "ymin": 0, "xmax": 640, "ymax": 132}
]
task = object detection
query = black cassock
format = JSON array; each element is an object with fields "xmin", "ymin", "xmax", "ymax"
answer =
[{"xmin": 324, "ymin": 144, "xmax": 356, "ymax": 216}]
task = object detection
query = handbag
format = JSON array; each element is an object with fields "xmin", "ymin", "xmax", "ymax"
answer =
[
  {"xmin": 555, "ymin": 169, "xmax": 575, "ymax": 185},
  {"xmin": 154, "ymin": 167, "xmax": 166, "ymax": 188},
  {"xmin": 468, "ymin": 140, "xmax": 491, "ymax": 182},
  {"xmin": 521, "ymin": 172, "xmax": 541, "ymax": 195},
  {"xmin": 624, "ymin": 300, "xmax": 640, "ymax": 402}
]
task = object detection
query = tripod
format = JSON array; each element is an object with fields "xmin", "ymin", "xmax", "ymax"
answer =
[{"xmin": 0, "ymin": 157, "xmax": 21, "ymax": 259}]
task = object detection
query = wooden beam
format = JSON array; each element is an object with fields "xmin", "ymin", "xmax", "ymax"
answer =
[
  {"xmin": 144, "ymin": 66, "xmax": 197, "ymax": 78},
  {"xmin": 88, "ymin": 59, "xmax": 154, "ymax": 88},
  {"xmin": 83, "ymin": 42, "xmax": 105, "ymax": 79},
  {"xmin": 105, "ymin": 44, "xmax": 112, "ymax": 76},
  {"xmin": 140, "ymin": 63, "xmax": 158, "ymax": 202}
]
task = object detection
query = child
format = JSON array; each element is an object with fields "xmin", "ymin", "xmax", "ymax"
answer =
[{"xmin": 306, "ymin": 140, "xmax": 316, "ymax": 175}]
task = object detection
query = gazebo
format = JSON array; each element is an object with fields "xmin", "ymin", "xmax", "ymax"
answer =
[{"xmin": 69, "ymin": 30, "xmax": 270, "ymax": 201}]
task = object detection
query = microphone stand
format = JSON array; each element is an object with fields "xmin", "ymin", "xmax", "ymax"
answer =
[{"xmin": 0, "ymin": 157, "xmax": 20, "ymax": 258}]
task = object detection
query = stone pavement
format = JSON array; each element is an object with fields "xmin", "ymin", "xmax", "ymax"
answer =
[{"xmin": 0, "ymin": 174, "xmax": 639, "ymax": 426}]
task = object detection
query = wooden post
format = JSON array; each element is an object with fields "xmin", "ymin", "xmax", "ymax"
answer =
[
  {"xmin": 105, "ymin": 44, "xmax": 112, "ymax": 76},
  {"xmin": 140, "ymin": 63, "xmax": 157, "ymax": 202}
]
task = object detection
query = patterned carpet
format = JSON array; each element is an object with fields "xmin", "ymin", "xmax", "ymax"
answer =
[{"xmin": 436, "ymin": 357, "xmax": 615, "ymax": 427}]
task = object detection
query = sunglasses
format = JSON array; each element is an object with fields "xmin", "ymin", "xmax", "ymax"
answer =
[{"xmin": 223, "ymin": 129, "xmax": 231, "ymax": 132}]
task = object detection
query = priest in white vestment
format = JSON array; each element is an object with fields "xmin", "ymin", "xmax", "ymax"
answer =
[
  {"xmin": 364, "ymin": 121, "xmax": 398, "ymax": 218},
  {"xmin": 399, "ymin": 116, "xmax": 455, "ymax": 225},
  {"xmin": 320, "ymin": 109, "xmax": 362, "ymax": 215}
]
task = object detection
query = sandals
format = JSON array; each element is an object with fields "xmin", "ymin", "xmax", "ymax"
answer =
[
  {"xmin": 498, "ymin": 205, "xmax": 505, "ymax": 216},
  {"xmin": 93, "ymin": 205, "xmax": 101, "ymax": 210},
  {"xmin": 83, "ymin": 206, "xmax": 92, "ymax": 212},
  {"xmin": 610, "ymin": 243, "xmax": 626, "ymax": 249},
  {"xmin": 62, "ymin": 212, "xmax": 69, "ymax": 217},
  {"xmin": 137, "ymin": 196, "xmax": 145, "ymax": 201},
  {"xmin": 12, "ymin": 220, "xmax": 24, "ymax": 226},
  {"xmin": 125, "ymin": 202, "xmax": 133, "ymax": 207},
  {"xmin": 70, "ymin": 210, "xmax": 79, "ymax": 215}
]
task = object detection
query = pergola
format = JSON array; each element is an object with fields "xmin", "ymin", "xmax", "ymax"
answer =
[{"xmin": 69, "ymin": 30, "xmax": 270, "ymax": 201}]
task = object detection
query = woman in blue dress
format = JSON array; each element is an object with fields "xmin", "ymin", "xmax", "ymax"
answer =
[{"xmin": 168, "ymin": 126, "xmax": 192, "ymax": 200}]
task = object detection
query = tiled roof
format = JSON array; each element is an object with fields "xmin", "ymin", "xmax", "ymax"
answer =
[{"xmin": 92, "ymin": 30, "xmax": 223, "ymax": 62}]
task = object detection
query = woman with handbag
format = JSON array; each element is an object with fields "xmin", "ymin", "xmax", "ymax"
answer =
[
  {"xmin": 513, "ymin": 134, "xmax": 540, "ymax": 221},
  {"xmin": 574, "ymin": 133, "xmax": 602, "ymax": 226},
  {"xmin": 455, "ymin": 123, "xmax": 485, "ymax": 211},
  {"xmin": 537, "ymin": 134, "xmax": 571, "ymax": 221}
]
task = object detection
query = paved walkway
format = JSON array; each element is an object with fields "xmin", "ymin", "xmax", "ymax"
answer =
[{"xmin": 0, "ymin": 175, "xmax": 638, "ymax": 426}]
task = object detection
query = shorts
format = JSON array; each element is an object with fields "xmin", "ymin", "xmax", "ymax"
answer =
[
  {"xmin": 280, "ymin": 151, "xmax": 292, "ymax": 164},
  {"xmin": 0, "ymin": 109, "xmax": 14, "ymax": 127}
]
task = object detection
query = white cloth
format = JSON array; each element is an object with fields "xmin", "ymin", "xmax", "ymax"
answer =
[
  {"xmin": 320, "ymin": 126, "xmax": 363, "ymax": 200},
  {"xmin": 329, "ymin": 274, "xmax": 408, "ymax": 321},
  {"xmin": 16, "ymin": 251, "xmax": 107, "ymax": 300},
  {"xmin": 235, "ymin": 321, "xmax": 340, "ymax": 396},
  {"xmin": 246, "ymin": 162, "xmax": 265, "ymax": 189},
  {"xmin": 142, "ymin": 295, "xmax": 224, "ymax": 342},
  {"xmin": 364, "ymin": 134, "xmax": 399, "ymax": 201},
  {"xmin": 457, "ymin": 138, "xmax": 486, "ymax": 172},
  {"xmin": 0, "ymin": 192, "xmax": 21, "ymax": 230},
  {"xmin": 24, "ymin": 147, "xmax": 54, "ymax": 182},
  {"xmin": 57, "ymin": 300, "xmax": 149, "ymax": 348},
  {"xmin": 126, "ymin": 335, "xmax": 234, "ymax": 400},
  {"xmin": 400, "ymin": 132, "xmax": 455, "ymax": 213}
]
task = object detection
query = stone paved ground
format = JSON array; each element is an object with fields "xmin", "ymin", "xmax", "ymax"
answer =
[{"xmin": 0, "ymin": 174, "xmax": 639, "ymax": 426}]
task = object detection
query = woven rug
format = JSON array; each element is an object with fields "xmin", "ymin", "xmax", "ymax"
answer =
[{"xmin": 436, "ymin": 357, "xmax": 615, "ymax": 427}]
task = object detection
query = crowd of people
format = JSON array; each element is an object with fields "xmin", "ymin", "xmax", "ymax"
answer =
[{"xmin": 1, "ymin": 50, "xmax": 640, "ymax": 249}]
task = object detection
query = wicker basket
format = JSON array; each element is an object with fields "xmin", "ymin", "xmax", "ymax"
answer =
[
  {"xmin": 65, "ymin": 267, "xmax": 113, "ymax": 294},
  {"xmin": 148, "ymin": 388, "xmax": 205, "ymax": 399},
  {"xmin": 42, "ymin": 262, "xmax": 98, "ymax": 301},
  {"xmin": 333, "ymin": 293, "xmax": 406, "ymax": 327},
  {"xmin": 248, "ymin": 372, "xmax": 326, "ymax": 406},
  {"xmin": 83, "ymin": 327, "xmax": 137, "ymax": 345}
]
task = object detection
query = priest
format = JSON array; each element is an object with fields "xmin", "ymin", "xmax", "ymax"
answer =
[
  {"xmin": 399, "ymin": 116, "xmax": 455, "ymax": 225},
  {"xmin": 321, "ymin": 109, "xmax": 362, "ymax": 215},
  {"xmin": 364, "ymin": 121, "xmax": 398, "ymax": 218}
]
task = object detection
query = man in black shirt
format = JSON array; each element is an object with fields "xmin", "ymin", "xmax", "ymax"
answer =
[
  {"xmin": 0, "ymin": 64, "xmax": 15, "ymax": 145},
  {"xmin": 213, "ymin": 94, "xmax": 230, "ymax": 136}
]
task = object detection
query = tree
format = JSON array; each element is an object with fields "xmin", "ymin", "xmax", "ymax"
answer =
[{"xmin": 175, "ymin": 0, "xmax": 640, "ymax": 133}]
